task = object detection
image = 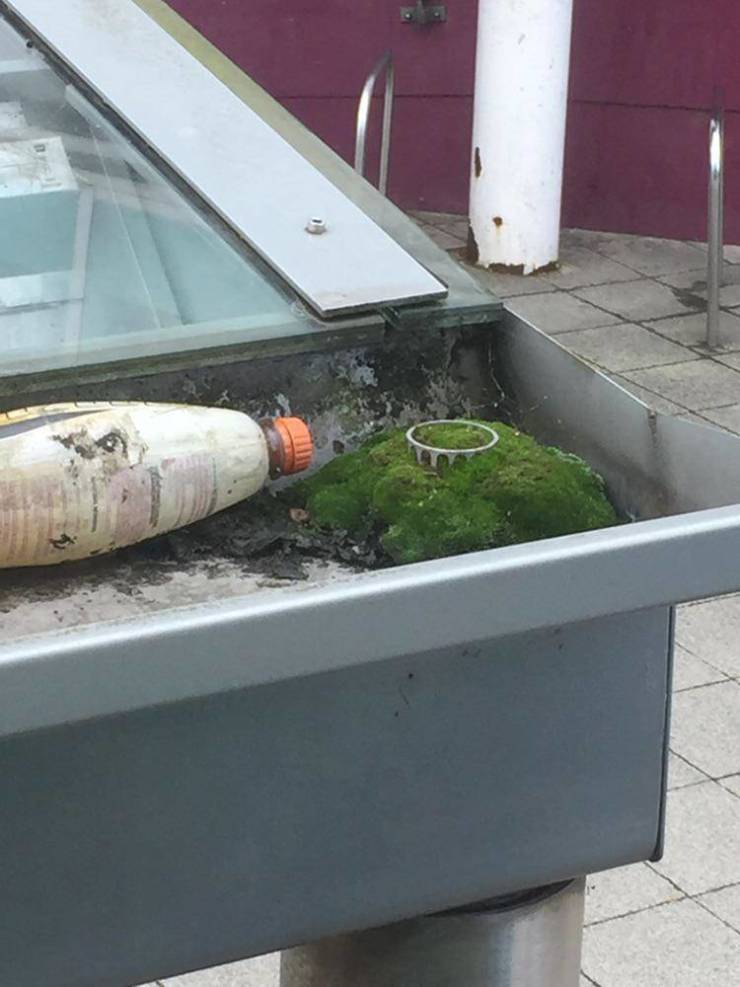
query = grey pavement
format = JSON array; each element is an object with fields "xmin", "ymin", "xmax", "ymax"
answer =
[
  {"xmin": 579, "ymin": 593, "xmax": 740, "ymax": 987},
  {"xmin": 139, "ymin": 222, "xmax": 740, "ymax": 986},
  {"xmin": 151, "ymin": 955, "xmax": 280, "ymax": 987}
]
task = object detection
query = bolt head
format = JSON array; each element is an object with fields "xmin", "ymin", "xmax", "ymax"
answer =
[{"xmin": 306, "ymin": 217, "xmax": 327, "ymax": 235}]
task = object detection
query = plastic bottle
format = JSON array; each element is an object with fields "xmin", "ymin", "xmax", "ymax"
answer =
[{"xmin": 0, "ymin": 401, "xmax": 313, "ymax": 568}]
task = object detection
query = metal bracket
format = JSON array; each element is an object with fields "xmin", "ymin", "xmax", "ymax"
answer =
[{"xmin": 400, "ymin": 2, "xmax": 447, "ymax": 25}]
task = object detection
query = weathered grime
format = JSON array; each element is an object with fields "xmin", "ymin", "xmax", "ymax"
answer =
[{"xmin": 0, "ymin": 325, "xmax": 501, "ymax": 630}]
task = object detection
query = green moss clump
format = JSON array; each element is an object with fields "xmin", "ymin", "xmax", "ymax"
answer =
[
  {"xmin": 371, "ymin": 463, "xmax": 435, "ymax": 523},
  {"xmin": 289, "ymin": 421, "xmax": 618, "ymax": 565},
  {"xmin": 382, "ymin": 490, "xmax": 506, "ymax": 566}
]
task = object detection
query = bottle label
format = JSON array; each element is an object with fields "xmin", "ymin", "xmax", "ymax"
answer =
[{"xmin": 0, "ymin": 453, "xmax": 220, "ymax": 567}]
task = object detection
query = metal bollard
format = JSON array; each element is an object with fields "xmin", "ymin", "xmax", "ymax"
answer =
[
  {"xmin": 280, "ymin": 878, "xmax": 586, "ymax": 987},
  {"xmin": 707, "ymin": 102, "xmax": 725, "ymax": 350}
]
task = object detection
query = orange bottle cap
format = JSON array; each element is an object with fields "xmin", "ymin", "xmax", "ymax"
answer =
[{"xmin": 274, "ymin": 417, "xmax": 314, "ymax": 475}]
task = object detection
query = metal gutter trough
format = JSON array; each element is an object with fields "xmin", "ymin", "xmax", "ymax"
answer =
[
  {"xmin": 2, "ymin": 2, "xmax": 740, "ymax": 986},
  {"xmin": 5, "ymin": 309, "xmax": 740, "ymax": 987}
]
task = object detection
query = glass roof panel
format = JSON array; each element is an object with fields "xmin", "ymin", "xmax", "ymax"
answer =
[
  {"xmin": 4, "ymin": 0, "xmax": 447, "ymax": 320},
  {"xmin": 0, "ymin": 14, "xmax": 313, "ymax": 379},
  {"xmin": 129, "ymin": 0, "xmax": 501, "ymax": 332}
]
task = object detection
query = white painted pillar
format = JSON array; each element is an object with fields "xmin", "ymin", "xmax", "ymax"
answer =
[{"xmin": 469, "ymin": 0, "xmax": 575, "ymax": 274}]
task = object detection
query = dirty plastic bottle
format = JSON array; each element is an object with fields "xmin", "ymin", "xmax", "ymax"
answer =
[{"xmin": 0, "ymin": 402, "xmax": 313, "ymax": 568}]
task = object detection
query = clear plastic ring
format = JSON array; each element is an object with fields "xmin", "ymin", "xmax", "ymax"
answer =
[{"xmin": 406, "ymin": 420, "xmax": 499, "ymax": 470}]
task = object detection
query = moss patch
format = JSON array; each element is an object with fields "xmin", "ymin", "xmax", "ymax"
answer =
[{"xmin": 288, "ymin": 421, "xmax": 619, "ymax": 565}]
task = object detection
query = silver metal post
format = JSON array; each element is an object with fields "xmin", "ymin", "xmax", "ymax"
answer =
[
  {"xmin": 707, "ymin": 107, "xmax": 725, "ymax": 349},
  {"xmin": 281, "ymin": 878, "xmax": 586, "ymax": 987},
  {"xmin": 354, "ymin": 52, "xmax": 394, "ymax": 196}
]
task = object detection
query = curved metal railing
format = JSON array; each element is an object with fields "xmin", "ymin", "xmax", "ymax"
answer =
[{"xmin": 355, "ymin": 51, "xmax": 394, "ymax": 196}]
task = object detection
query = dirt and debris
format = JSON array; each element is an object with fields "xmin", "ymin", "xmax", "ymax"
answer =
[
  {"xmin": 129, "ymin": 491, "xmax": 388, "ymax": 575},
  {"xmin": 0, "ymin": 490, "xmax": 369, "ymax": 644},
  {"xmin": 0, "ymin": 488, "xmax": 380, "ymax": 621}
]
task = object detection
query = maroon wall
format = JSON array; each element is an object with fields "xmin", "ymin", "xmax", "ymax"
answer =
[
  {"xmin": 565, "ymin": 1, "xmax": 740, "ymax": 242},
  {"xmin": 167, "ymin": 0, "xmax": 740, "ymax": 242},
  {"xmin": 167, "ymin": 0, "xmax": 478, "ymax": 216}
]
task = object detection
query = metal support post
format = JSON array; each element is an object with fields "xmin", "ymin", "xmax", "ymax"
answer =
[
  {"xmin": 469, "ymin": 0, "xmax": 575, "ymax": 272},
  {"xmin": 281, "ymin": 878, "xmax": 586, "ymax": 987}
]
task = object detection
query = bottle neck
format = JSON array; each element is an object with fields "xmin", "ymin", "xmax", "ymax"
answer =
[{"xmin": 259, "ymin": 419, "xmax": 286, "ymax": 479}]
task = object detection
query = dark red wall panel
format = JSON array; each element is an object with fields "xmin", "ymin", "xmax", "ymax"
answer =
[
  {"xmin": 569, "ymin": 1, "xmax": 725, "ymax": 110},
  {"xmin": 166, "ymin": 0, "xmax": 478, "ymax": 98},
  {"xmin": 562, "ymin": 104, "xmax": 709, "ymax": 241},
  {"xmin": 166, "ymin": 0, "xmax": 738, "ymax": 239},
  {"xmin": 283, "ymin": 95, "xmax": 474, "ymax": 213},
  {"xmin": 565, "ymin": 0, "xmax": 740, "ymax": 241}
]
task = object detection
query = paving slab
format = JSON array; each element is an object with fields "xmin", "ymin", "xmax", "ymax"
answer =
[
  {"xmin": 560, "ymin": 228, "xmax": 621, "ymax": 251},
  {"xmin": 658, "ymin": 267, "xmax": 740, "ymax": 307},
  {"xmin": 670, "ymin": 681, "xmax": 740, "ymax": 778},
  {"xmin": 162, "ymin": 955, "xmax": 278, "ymax": 987},
  {"xmin": 585, "ymin": 863, "xmax": 683, "ymax": 926},
  {"xmin": 712, "ymin": 350, "xmax": 740, "ymax": 376},
  {"xmin": 721, "ymin": 774, "xmax": 740, "ymax": 798},
  {"xmin": 623, "ymin": 359, "xmax": 740, "ymax": 410},
  {"xmin": 658, "ymin": 264, "xmax": 740, "ymax": 288},
  {"xmin": 466, "ymin": 266, "xmax": 557, "ymax": 298},
  {"xmin": 677, "ymin": 410, "xmax": 723, "ymax": 428},
  {"xmin": 714, "ymin": 284, "xmax": 740, "ymax": 308},
  {"xmin": 574, "ymin": 280, "xmax": 700, "ymax": 321},
  {"xmin": 506, "ymin": 291, "xmax": 621, "ymax": 333},
  {"xmin": 643, "ymin": 311, "xmax": 740, "ymax": 349},
  {"xmin": 608, "ymin": 375, "xmax": 686, "ymax": 414},
  {"xmin": 587, "ymin": 235, "xmax": 708, "ymax": 277},
  {"xmin": 582, "ymin": 899, "xmax": 740, "ymax": 987},
  {"xmin": 688, "ymin": 242, "xmax": 740, "ymax": 263},
  {"xmin": 652, "ymin": 782, "xmax": 740, "ymax": 894},
  {"xmin": 435, "ymin": 216, "xmax": 469, "ymax": 240},
  {"xmin": 540, "ymin": 246, "xmax": 638, "ymax": 290},
  {"xmin": 667, "ymin": 750, "xmax": 708, "ymax": 790},
  {"xmin": 408, "ymin": 214, "xmax": 431, "ymax": 231},
  {"xmin": 676, "ymin": 597, "xmax": 740, "ymax": 677},
  {"xmin": 700, "ymin": 403, "xmax": 740, "ymax": 433},
  {"xmin": 672, "ymin": 643, "xmax": 728, "ymax": 691},
  {"xmin": 698, "ymin": 884, "xmax": 740, "ymax": 934},
  {"xmin": 420, "ymin": 225, "xmax": 465, "ymax": 250},
  {"xmin": 408, "ymin": 210, "xmax": 462, "ymax": 227},
  {"xmin": 558, "ymin": 323, "xmax": 692, "ymax": 373}
]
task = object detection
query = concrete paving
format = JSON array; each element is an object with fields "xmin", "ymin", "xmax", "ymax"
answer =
[{"xmin": 139, "ymin": 223, "xmax": 740, "ymax": 986}]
